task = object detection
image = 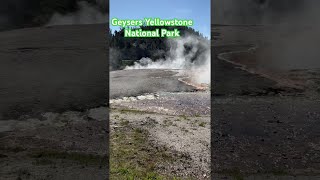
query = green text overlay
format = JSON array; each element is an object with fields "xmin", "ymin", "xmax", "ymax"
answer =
[{"xmin": 111, "ymin": 18, "xmax": 194, "ymax": 38}]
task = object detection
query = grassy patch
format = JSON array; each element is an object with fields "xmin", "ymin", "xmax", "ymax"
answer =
[
  {"xmin": 110, "ymin": 127, "xmax": 185, "ymax": 179},
  {"xmin": 30, "ymin": 150, "xmax": 107, "ymax": 166},
  {"xmin": 218, "ymin": 169, "xmax": 244, "ymax": 180},
  {"xmin": 32, "ymin": 158, "xmax": 54, "ymax": 166},
  {"xmin": 271, "ymin": 169, "xmax": 289, "ymax": 176},
  {"xmin": 0, "ymin": 146, "xmax": 26, "ymax": 153},
  {"xmin": 194, "ymin": 114, "xmax": 201, "ymax": 117},
  {"xmin": 118, "ymin": 109, "xmax": 155, "ymax": 115},
  {"xmin": 199, "ymin": 122, "xmax": 206, "ymax": 127},
  {"xmin": 16, "ymin": 168, "xmax": 31, "ymax": 179},
  {"xmin": 120, "ymin": 118, "xmax": 130, "ymax": 126},
  {"xmin": 180, "ymin": 127, "xmax": 189, "ymax": 133},
  {"xmin": 179, "ymin": 115, "xmax": 190, "ymax": 121},
  {"xmin": 218, "ymin": 169, "xmax": 290, "ymax": 179},
  {"xmin": 163, "ymin": 119, "xmax": 174, "ymax": 127}
]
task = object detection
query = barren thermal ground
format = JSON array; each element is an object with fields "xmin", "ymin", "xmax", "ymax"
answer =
[
  {"xmin": 0, "ymin": 25, "xmax": 108, "ymax": 180},
  {"xmin": 0, "ymin": 24, "xmax": 108, "ymax": 119},
  {"xmin": 110, "ymin": 69, "xmax": 211, "ymax": 179},
  {"xmin": 212, "ymin": 25, "xmax": 320, "ymax": 180}
]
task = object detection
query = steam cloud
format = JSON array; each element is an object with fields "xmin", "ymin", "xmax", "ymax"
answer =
[
  {"xmin": 47, "ymin": 0, "xmax": 107, "ymax": 26},
  {"xmin": 257, "ymin": 1, "xmax": 320, "ymax": 70},
  {"xmin": 126, "ymin": 35, "xmax": 211, "ymax": 84},
  {"xmin": 213, "ymin": 0, "xmax": 320, "ymax": 70},
  {"xmin": 212, "ymin": 0, "xmax": 303, "ymax": 25}
]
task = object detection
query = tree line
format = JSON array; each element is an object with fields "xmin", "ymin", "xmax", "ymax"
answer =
[{"xmin": 109, "ymin": 26, "xmax": 208, "ymax": 70}]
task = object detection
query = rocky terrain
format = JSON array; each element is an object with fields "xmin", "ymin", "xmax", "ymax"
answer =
[{"xmin": 110, "ymin": 69, "xmax": 211, "ymax": 179}]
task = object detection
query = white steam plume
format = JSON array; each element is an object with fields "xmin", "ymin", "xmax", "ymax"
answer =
[
  {"xmin": 126, "ymin": 35, "xmax": 211, "ymax": 84},
  {"xmin": 47, "ymin": 1, "xmax": 107, "ymax": 26}
]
